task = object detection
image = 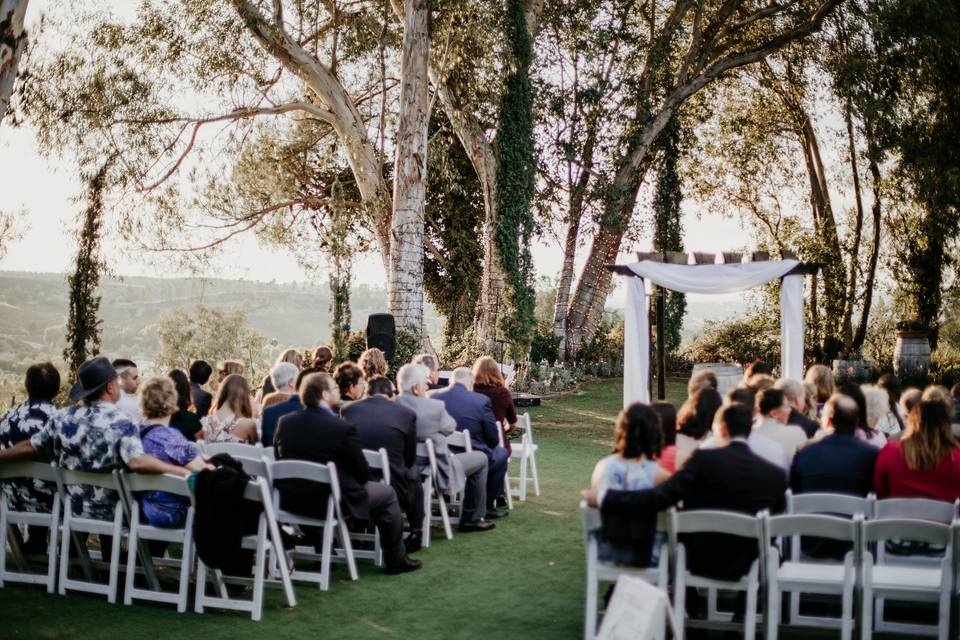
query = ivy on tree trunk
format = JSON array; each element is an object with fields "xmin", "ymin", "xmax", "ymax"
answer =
[
  {"xmin": 328, "ymin": 176, "xmax": 352, "ymax": 361},
  {"xmin": 653, "ymin": 121, "xmax": 686, "ymax": 359}
]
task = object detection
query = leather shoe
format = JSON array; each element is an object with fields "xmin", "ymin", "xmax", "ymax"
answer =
[
  {"xmin": 384, "ymin": 555, "xmax": 423, "ymax": 575},
  {"xmin": 485, "ymin": 507, "xmax": 509, "ymax": 519},
  {"xmin": 458, "ymin": 519, "xmax": 495, "ymax": 533},
  {"xmin": 404, "ymin": 532, "xmax": 423, "ymax": 554}
]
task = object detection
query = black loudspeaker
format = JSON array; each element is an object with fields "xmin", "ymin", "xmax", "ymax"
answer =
[{"xmin": 366, "ymin": 313, "xmax": 396, "ymax": 361}]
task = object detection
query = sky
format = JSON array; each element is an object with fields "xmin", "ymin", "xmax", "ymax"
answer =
[{"xmin": 0, "ymin": 0, "xmax": 747, "ymax": 311}]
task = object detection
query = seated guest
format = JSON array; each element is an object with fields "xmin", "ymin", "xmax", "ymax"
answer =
[
  {"xmin": 922, "ymin": 385, "xmax": 960, "ymax": 437},
  {"xmin": 343, "ymin": 376, "xmax": 423, "ymax": 551},
  {"xmin": 875, "ymin": 373, "xmax": 906, "ymax": 437},
  {"xmin": 310, "ymin": 345, "xmax": 334, "ymax": 372},
  {"xmin": 805, "ymin": 364, "xmax": 835, "ymax": 417},
  {"xmin": 791, "ymin": 394, "xmax": 878, "ymax": 496},
  {"xmin": 137, "ymin": 377, "xmax": 210, "ymax": 528},
  {"xmin": 168, "ymin": 369, "xmax": 202, "ymax": 441},
  {"xmin": 723, "ymin": 387, "xmax": 787, "ymax": 470},
  {"xmin": 359, "ymin": 348, "xmax": 389, "ymax": 380},
  {"xmin": 261, "ymin": 362, "xmax": 299, "ymax": 409},
  {"xmin": 874, "ymin": 400, "xmax": 960, "ymax": 501},
  {"xmin": 200, "ymin": 374, "xmax": 258, "ymax": 444},
  {"xmin": 112, "ymin": 358, "xmax": 143, "ymax": 423},
  {"xmin": 802, "ymin": 381, "xmax": 819, "ymax": 418},
  {"xmin": 775, "ymin": 378, "xmax": 819, "ymax": 438},
  {"xmin": 586, "ymin": 403, "xmax": 787, "ymax": 582},
  {"xmin": 189, "ymin": 360, "xmax": 214, "ymax": 418},
  {"xmin": 674, "ymin": 387, "xmax": 722, "ymax": 469},
  {"xmin": 261, "ymin": 367, "xmax": 312, "ymax": 447},
  {"xmin": 0, "ymin": 357, "xmax": 189, "ymax": 559},
  {"xmin": 863, "ymin": 386, "xmax": 894, "ymax": 445},
  {"xmin": 590, "ymin": 403, "xmax": 670, "ymax": 567},
  {"xmin": 258, "ymin": 347, "xmax": 302, "ymax": 402},
  {"xmin": 334, "ymin": 361, "xmax": 365, "ymax": 405},
  {"xmin": 901, "ymin": 387, "xmax": 922, "ymax": 416},
  {"xmin": 651, "ymin": 401, "xmax": 678, "ymax": 473},
  {"xmin": 0, "ymin": 362, "xmax": 60, "ymax": 554},
  {"xmin": 688, "ymin": 369, "xmax": 718, "ymax": 396},
  {"xmin": 395, "ymin": 364, "xmax": 493, "ymax": 532},
  {"xmin": 274, "ymin": 373, "xmax": 421, "ymax": 574},
  {"xmin": 839, "ymin": 384, "xmax": 885, "ymax": 448},
  {"xmin": 213, "ymin": 360, "xmax": 245, "ymax": 395},
  {"xmin": 431, "ymin": 367, "xmax": 509, "ymax": 519},
  {"xmin": 472, "ymin": 355, "xmax": 518, "ymax": 460},
  {"xmin": 752, "ymin": 388, "xmax": 808, "ymax": 464},
  {"xmin": 742, "ymin": 360, "xmax": 772, "ymax": 384},
  {"xmin": 745, "ymin": 373, "xmax": 776, "ymax": 393},
  {"xmin": 413, "ymin": 353, "xmax": 444, "ymax": 390}
]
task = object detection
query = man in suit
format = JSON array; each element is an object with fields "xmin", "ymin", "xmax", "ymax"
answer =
[
  {"xmin": 776, "ymin": 378, "xmax": 820, "ymax": 438},
  {"xmin": 413, "ymin": 353, "xmax": 444, "ymax": 390},
  {"xmin": 586, "ymin": 403, "xmax": 787, "ymax": 582},
  {"xmin": 430, "ymin": 368, "xmax": 509, "ymax": 518},
  {"xmin": 395, "ymin": 364, "xmax": 494, "ymax": 533},
  {"xmin": 274, "ymin": 373, "xmax": 421, "ymax": 574},
  {"xmin": 343, "ymin": 376, "xmax": 425, "ymax": 550},
  {"xmin": 189, "ymin": 360, "xmax": 213, "ymax": 418},
  {"xmin": 261, "ymin": 368, "xmax": 313, "ymax": 446}
]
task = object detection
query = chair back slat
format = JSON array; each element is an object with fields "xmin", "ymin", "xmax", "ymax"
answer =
[
  {"xmin": 767, "ymin": 513, "xmax": 858, "ymax": 541},
  {"xmin": 445, "ymin": 430, "xmax": 471, "ymax": 451},
  {"xmin": 671, "ymin": 508, "xmax": 761, "ymax": 539},
  {"xmin": 0, "ymin": 461, "xmax": 59, "ymax": 482},
  {"xmin": 581, "ymin": 501, "xmax": 601, "ymax": 534},
  {"xmin": 58, "ymin": 468, "xmax": 122, "ymax": 491},
  {"xmin": 269, "ymin": 459, "xmax": 333, "ymax": 483},
  {"xmin": 787, "ymin": 490, "xmax": 872, "ymax": 517},
  {"xmin": 120, "ymin": 472, "xmax": 191, "ymax": 498},
  {"xmin": 874, "ymin": 497, "xmax": 958, "ymax": 523},
  {"xmin": 242, "ymin": 477, "xmax": 266, "ymax": 503},
  {"xmin": 234, "ymin": 455, "xmax": 270, "ymax": 478},
  {"xmin": 260, "ymin": 446, "xmax": 276, "ymax": 461},
  {"xmin": 203, "ymin": 442, "xmax": 259, "ymax": 458},
  {"xmin": 863, "ymin": 518, "xmax": 952, "ymax": 546},
  {"xmin": 362, "ymin": 448, "xmax": 390, "ymax": 485}
]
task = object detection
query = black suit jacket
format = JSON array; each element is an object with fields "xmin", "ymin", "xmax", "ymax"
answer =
[
  {"xmin": 788, "ymin": 409, "xmax": 820, "ymax": 439},
  {"xmin": 191, "ymin": 382, "xmax": 212, "ymax": 418},
  {"xmin": 343, "ymin": 396, "xmax": 418, "ymax": 508},
  {"xmin": 274, "ymin": 407, "xmax": 370, "ymax": 521},
  {"xmin": 602, "ymin": 441, "xmax": 787, "ymax": 581}
]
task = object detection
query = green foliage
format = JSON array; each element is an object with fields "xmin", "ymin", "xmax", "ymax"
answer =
[
  {"xmin": 653, "ymin": 121, "xmax": 687, "ymax": 358},
  {"xmin": 155, "ymin": 304, "xmax": 277, "ymax": 383},
  {"xmin": 63, "ymin": 161, "xmax": 109, "ymax": 378},
  {"xmin": 682, "ymin": 313, "xmax": 781, "ymax": 370},
  {"xmin": 391, "ymin": 328, "xmax": 421, "ymax": 378},
  {"xmin": 578, "ymin": 316, "xmax": 624, "ymax": 369},
  {"xmin": 343, "ymin": 331, "xmax": 367, "ymax": 364},
  {"xmin": 932, "ymin": 347, "xmax": 960, "ymax": 389},
  {"xmin": 493, "ymin": 0, "xmax": 537, "ymax": 361},
  {"xmin": 529, "ymin": 323, "xmax": 562, "ymax": 364},
  {"xmin": 327, "ymin": 176, "xmax": 352, "ymax": 361}
]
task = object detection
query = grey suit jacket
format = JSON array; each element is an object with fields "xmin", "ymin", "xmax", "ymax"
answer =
[{"xmin": 395, "ymin": 393, "xmax": 466, "ymax": 495}]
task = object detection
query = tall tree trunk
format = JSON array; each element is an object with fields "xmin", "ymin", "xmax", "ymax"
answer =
[
  {"xmin": 842, "ymin": 100, "xmax": 865, "ymax": 350},
  {"xmin": 851, "ymin": 132, "xmax": 882, "ymax": 352},
  {"xmin": 0, "ymin": 0, "xmax": 28, "ymax": 122},
  {"xmin": 388, "ymin": 0, "xmax": 430, "ymax": 334}
]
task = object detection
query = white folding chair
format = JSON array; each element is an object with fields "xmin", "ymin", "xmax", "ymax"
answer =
[
  {"xmin": 352, "ymin": 448, "xmax": 391, "ymax": 567},
  {"xmin": 445, "ymin": 431, "xmax": 473, "ymax": 524},
  {"xmin": 765, "ymin": 513, "xmax": 861, "ymax": 640},
  {"xmin": 670, "ymin": 508, "xmax": 764, "ymax": 640},
  {"xmin": 581, "ymin": 501, "xmax": 669, "ymax": 640},
  {"xmin": 55, "ymin": 468, "xmax": 126, "ymax": 603},
  {"xmin": 496, "ymin": 424, "xmax": 514, "ymax": 511},
  {"xmin": 194, "ymin": 476, "xmax": 296, "ymax": 621},
  {"xmin": 509, "ymin": 413, "xmax": 540, "ymax": 501},
  {"xmin": 260, "ymin": 446, "xmax": 276, "ymax": 461},
  {"xmin": 416, "ymin": 439, "xmax": 452, "ymax": 546},
  {"xmin": 0, "ymin": 461, "xmax": 61, "ymax": 593},
  {"xmin": 119, "ymin": 472, "xmax": 194, "ymax": 612},
  {"xmin": 861, "ymin": 518, "xmax": 955, "ymax": 639},
  {"xmin": 201, "ymin": 441, "xmax": 263, "ymax": 458},
  {"xmin": 784, "ymin": 491, "xmax": 873, "ymax": 628},
  {"xmin": 267, "ymin": 459, "xmax": 358, "ymax": 590},
  {"xmin": 871, "ymin": 498, "xmax": 958, "ymax": 637}
]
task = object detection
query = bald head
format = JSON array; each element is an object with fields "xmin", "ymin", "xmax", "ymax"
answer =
[{"xmin": 824, "ymin": 394, "xmax": 859, "ymax": 434}]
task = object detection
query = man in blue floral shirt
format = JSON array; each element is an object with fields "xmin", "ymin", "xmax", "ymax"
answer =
[
  {"xmin": 0, "ymin": 362, "xmax": 61, "ymax": 553},
  {"xmin": 0, "ymin": 357, "xmax": 190, "ymax": 530}
]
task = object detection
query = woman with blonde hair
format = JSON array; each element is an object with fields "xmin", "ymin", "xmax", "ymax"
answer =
[
  {"xmin": 472, "ymin": 356, "xmax": 518, "ymax": 456},
  {"xmin": 805, "ymin": 364, "xmax": 835, "ymax": 416},
  {"xmin": 259, "ymin": 347, "xmax": 303, "ymax": 400},
  {"xmin": 359, "ymin": 347, "xmax": 389, "ymax": 380},
  {"xmin": 201, "ymin": 374, "xmax": 258, "ymax": 444},
  {"xmin": 874, "ymin": 400, "xmax": 960, "ymax": 501}
]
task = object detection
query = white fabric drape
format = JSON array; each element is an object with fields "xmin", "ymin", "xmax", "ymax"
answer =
[
  {"xmin": 621, "ymin": 259, "xmax": 803, "ymax": 408},
  {"xmin": 624, "ymin": 277, "xmax": 650, "ymax": 408}
]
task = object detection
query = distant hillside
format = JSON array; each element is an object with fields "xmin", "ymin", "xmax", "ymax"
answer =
[{"xmin": 0, "ymin": 271, "xmax": 443, "ymax": 375}]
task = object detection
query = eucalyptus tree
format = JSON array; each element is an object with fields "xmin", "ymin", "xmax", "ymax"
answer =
[{"xmin": 0, "ymin": 0, "xmax": 27, "ymax": 121}]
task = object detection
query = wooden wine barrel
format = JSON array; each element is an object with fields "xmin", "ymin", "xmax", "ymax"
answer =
[{"xmin": 894, "ymin": 331, "xmax": 931, "ymax": 377}]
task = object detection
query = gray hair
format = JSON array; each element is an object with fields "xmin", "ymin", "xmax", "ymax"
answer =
[
  {"xmin": 270, "ymin": 362, "xmax": 299, "ymax": 391},
  {"xmin": 862, "ymin": 385, "xmax": 890, "ymax": 425},
  {"xmin": 450, "ymin": 367, "xmax": 473, "ymax": 388},
  {"xmin": 774, "ymin": 378, "xmax": 805, "ymax": 404},
  {"xmin": 413, "ymin": 353, "xmax": 438, "ymax": 373},
  {"xmin": 397, "ymin": 363, "xmax": 429, "ymax": 395}
]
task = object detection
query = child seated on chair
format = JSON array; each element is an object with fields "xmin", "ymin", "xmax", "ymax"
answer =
[{"xmin": 590, "ymin": 403, "xmax": 671, "ymax": 567}]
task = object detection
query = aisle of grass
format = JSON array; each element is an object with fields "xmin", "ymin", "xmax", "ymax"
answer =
[{"xmin": 1, "ymin": 379, "xmax": 645, "ymax": 639}]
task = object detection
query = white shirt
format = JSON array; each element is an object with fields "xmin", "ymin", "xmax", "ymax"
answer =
[
  {"xmin": 752, "ymin": 416, "xmax": 807, "ymax": 464},
  {"xmin": 748, "ymin": 432, "xmax": 790, "ymax": 473},
  {"xmin": 115, "ymin": 390, "xmax": 143, "ymax": 424}
]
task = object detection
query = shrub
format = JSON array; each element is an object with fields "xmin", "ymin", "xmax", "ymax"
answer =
[
  {"xmin": 932, "ymin": 346, "xmax": 960, "ymax": 389},
  {"xmin": 681, "ymin": 313, "xmax": 780, "ymax": 369},
  {"xmin": 529, "ymin": 323, "xmax": 561, "ymax": 364}
]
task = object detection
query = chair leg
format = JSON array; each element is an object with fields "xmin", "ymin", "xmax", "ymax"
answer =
[
  {"xmin": 861, "ymin": 582, "xmax": 873, "ymax": 640},
  {"xmin": 194, "ymin": 559, "xmax": 206, "ymax": 613},
  {"xmin": 46, "ymin": 499, "xmax": 60, "ymax": 594},
  {"xmin": 584, "ymin": 542, "xmax": 599, "ymax": 640},
  {"xmin": 745, "ymin": 581, "xmax": 759, "ymax": 640},
  {"xmin": 518, "ymin": 451, "xmax": 528, "ymax": 502},
  {"xmin": 437, "ymin": 493, "xmax": 453, "ymax": 540},
  {"xmin": 107, "ymin": 510, "xmax": 123, "ymax": 604},
  {"xmin": 765, "ymin": 574, "xmax": 779, "ymax": 640},
  {"xmin": 251, "ymin": 519, "xmax": 267, "ymax": 622},
  {"xmin": 57, "ymin": 516, "xmax": 71, "ymax": 596},
  {"xmin": 530, "ymin": 450, "xmax": 540, "ymax": 497},
  {"xmin": 178, "ymin": 531, "xmax": 194, "ymax": 613},
  {"xmin": 123, "ymin": 519, "xmax": 138, "ymax": 605},
  {"xmin": 0, "ymin": 508, "xmax": 7, "ymax": 589},
  {"xmin": 421, "ymin": 480, "xmax": 431, "ymax": 549},
  {"xmin": 320, "ymin": 517, "xmax": 335, "ymax": 591},
  {"xmin": 842, "ymin": 574, "xmax": 855, "ymax": 640},
  {"xmin": 336, "ymin": 516, "xmax": 358, "ymax": 581},
  {"xmin": 938, "ymin": 585, "xmax": 951, "ymax": 640},
  {"xmin": 674, "ymin": 574, "xmax": 686, "ymax": 640}
]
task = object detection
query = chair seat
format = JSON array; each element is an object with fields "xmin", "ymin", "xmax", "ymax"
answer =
[
  {"xmin": 510, "ymin": 443, "xmax": 538, "ymax": 458},
  {"xmin": 135, "ymin": 524, "xmax": 189, "ymax": 543},
  {"xmin": 596, "ymin": 562, "xmax": 661, "ymax": 584},
  {"xmin": 870, "ymin": 565, "xmax": 944, "ymax": 592},
  {"xmin": 778, "ymin": 561, "xmax": 848, "ymax": 587}
]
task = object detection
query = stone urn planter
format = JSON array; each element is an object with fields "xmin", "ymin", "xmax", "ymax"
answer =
[{"xmin": 894, "ymin": 329, "xmax": 931, "ymax": 378}]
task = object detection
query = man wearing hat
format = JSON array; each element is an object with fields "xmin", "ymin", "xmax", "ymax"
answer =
[{"xmin": 0, "ymin": 357, "xmax": 191, "ymax": 528}]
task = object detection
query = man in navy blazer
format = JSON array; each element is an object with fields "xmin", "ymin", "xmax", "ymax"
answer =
[
  {"xmin": 261, "ymin": 368, "xmax": 314, "ymax": 446},
  {"xmin": 430, "ymin": 367, "xmax": 509, "ymax": 517}
]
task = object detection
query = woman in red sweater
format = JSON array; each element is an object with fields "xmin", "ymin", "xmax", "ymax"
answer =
[
  {"xmin": 874, "ymin": 400, "xmax": 960, "ymax": 501},
  {"xmin": 472, "ymin": 356, "xmax": 517, "ymax": 456}
]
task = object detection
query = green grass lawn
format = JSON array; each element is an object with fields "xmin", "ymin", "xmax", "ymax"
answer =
[{"xmin": 1, "ymin": 378, "xmax": 639, "ymax": 640}]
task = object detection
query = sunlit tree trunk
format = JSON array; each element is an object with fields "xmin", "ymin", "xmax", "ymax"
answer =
[{"xmin": 0, "ymin": 0, "xmax": 28, "ymax": 122}]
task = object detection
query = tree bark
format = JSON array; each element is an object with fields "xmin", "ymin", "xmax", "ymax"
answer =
[
  {"xmin": 0, "ymin": 0, "xmax": 28, "ymax": 122},
  {"xmin": 842, "ymin": 99, "xmax": 864, "ymax": 349},
  {"xmin": 851, "ymin": 131, "xmax": 882, "ymax": 352},
  {"xmin": 388, "ymin": 0, "xmax": 430, "ymax": 335}
]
